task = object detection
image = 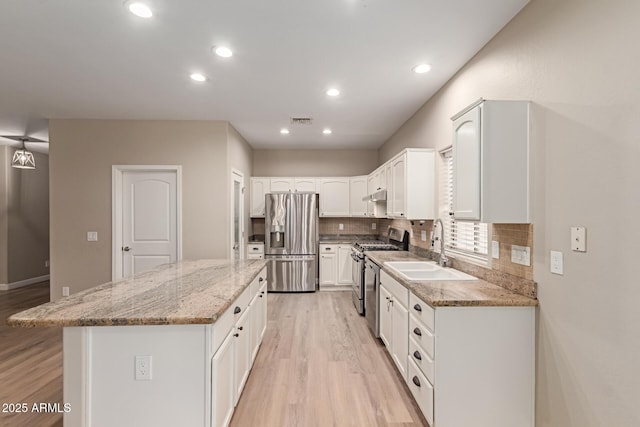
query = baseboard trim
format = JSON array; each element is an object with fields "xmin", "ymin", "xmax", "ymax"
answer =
[{"xmin": 0, "ymin": 274, "xmax": 50, "ymax": 291}]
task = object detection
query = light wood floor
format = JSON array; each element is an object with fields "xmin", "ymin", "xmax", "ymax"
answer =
[
  {"xmin": 231, "ymin": 291, "xmax": 427, "ymax": 427},
  {"xmin": 0, "ymin": 282, "xmax": 63, "ymax": 427},
  {"xmin": 1, "ymin": 285, "xmax": 426, "ymax": 427}
]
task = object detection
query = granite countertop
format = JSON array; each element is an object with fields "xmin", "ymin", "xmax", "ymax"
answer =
[
  {"xmin": 8, "ymin": 259, "xmax": 268, "ymax": 328},
  {"xmin": 320, "ymin": 234, "xmax": 379, "ymax": 244},
  {"xmin": 365, "ymin": 251, "xmax": 538, "ymax": 307}
]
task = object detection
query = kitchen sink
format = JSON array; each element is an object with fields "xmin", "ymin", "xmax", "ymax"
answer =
[{"xmin": 384, "ymin": 261, "xmax": 478, "ymax": 281}]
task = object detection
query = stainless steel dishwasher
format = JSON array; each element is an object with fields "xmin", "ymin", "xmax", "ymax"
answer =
[{"xmin": 364, "ymin": 257, "xmax": 381, "ymax": 337}]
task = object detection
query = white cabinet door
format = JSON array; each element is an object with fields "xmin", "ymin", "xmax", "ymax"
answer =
[
  {"xmin": 390, "ymin": 154, "xmax": 406, "ymax": 218},
  {"xmin": 270, "ymin": 178, "xmax": 294, "ymax": 192},
  {"xmin": 337, "ymin": 245, "xmax": 354, "ymax": 285},
  {"xmin": 391, "ymin": 299, "xmax": 409, "ymax": 381},
  {"xmin": 452, "ymin": 106, "xmax": 481, "ymax": 221},
  {"xmin": 319, "ymin": 253, "xmax": 337, "ymax": 287},
  {"xmin": 250, "ymin": 178, "xmax": 270, "ymax": 218},
  {"xmin": 294, "ymin": 178, "xmax": 317, "ymax": 192},
  {"xmin": 212, "ymin": 332, "xmax": 235, "ymax": 427},
  {"xmin": 234, "ymin": 307, "xmax": 251, "ymax": 405},
  {"xmin": 318, "ymin": 178, "xmax": 350, "ymax": 217},
  {"xmin": 249, "ymin": 280, "xmax": 267, "ymax": 365},
  {"xmin": 349, "ymin": 176, "xmax": 368, "ymax": 217},
  {"xmin": 379, "ymin": 285, "xmax": 393, "ymax": 350}
]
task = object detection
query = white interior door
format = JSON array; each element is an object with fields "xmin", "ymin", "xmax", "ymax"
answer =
[{"xmin": 119, "ymin": 169, "xmax": 179, "ymax": 278}]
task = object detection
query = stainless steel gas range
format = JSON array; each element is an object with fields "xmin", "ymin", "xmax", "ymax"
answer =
[{"xmin": 350, "ymin": 228, "xmax": 409, "ymax": 326}]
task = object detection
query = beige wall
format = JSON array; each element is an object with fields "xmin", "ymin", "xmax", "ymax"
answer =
[
  {"xmin": 7, "ymin": 151, "xmax": 50, "ymax": 283},
  {"xmin": 0, "ymin": 147, "xmax": 50, "ymax": 285},
  {"xmin": 227, "ymin": 124, "xmax": 254, "ymax": 257},
  {"xmin": 253, "ymin": 149, "xmax": 378, "ymax": 177},
  {"xmin": 49, "ymin": 120, "xmax": 230, "ymax": 300},
  {"xmin": 378, "ymin": 0, "xmax": 640, "ymax": 425},
  {"xmin": 0, "ymin": 147, "xmax": 8, "ymax": 284}
]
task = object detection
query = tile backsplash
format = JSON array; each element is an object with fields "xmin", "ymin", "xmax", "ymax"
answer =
[{"xmin": 491, "ymin": 224, "xmax": 534, "ymax": 281}]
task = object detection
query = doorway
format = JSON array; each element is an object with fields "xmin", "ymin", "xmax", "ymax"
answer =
[
  {"xmin": 231, "ymin": 170, "xmax": 244, "ymax": 261},
  {"xmin": 112, "ymin": 165, "xmax": 182, "ymax": 280}
]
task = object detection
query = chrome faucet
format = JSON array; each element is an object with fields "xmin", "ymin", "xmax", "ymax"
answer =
[{"xmin": 434, "ymin": 218, "xmax": 449, "ymax": 267}]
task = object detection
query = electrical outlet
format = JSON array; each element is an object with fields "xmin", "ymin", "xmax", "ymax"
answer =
[
  {"xmin": 87, "ymin": 231, "xmax": 98, "ymax": 242},
  {"xmin": 135, "ymin": 355, "xmax": 152, "ymax": 381},
  {"xmin": 550, "ymin": 251, "xmax": 563, "ymax": 275},
  {"xmin": 421, "ymin": 230, "xmax": 427, "ymax": 241},
  {"xmin": 45, "ymin": 260, "xmax": 50, "ymax": 267},
  {"xmin": 62, "ymin": 287, "xmax": 70, "ymax": 297},
  {"xmin": 338, "ymin": 223, "xmax": 344, "ymax": 231},
  {"xmin": 371, "ymin": 223, "xmax": 376, "ymax": 230}
]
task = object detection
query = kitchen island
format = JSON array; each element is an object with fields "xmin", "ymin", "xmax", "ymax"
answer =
[{"xmin": 8, "ymin": 259, "xmax": 268, "ymax": 427}]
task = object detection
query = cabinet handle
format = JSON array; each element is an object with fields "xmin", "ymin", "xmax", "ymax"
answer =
[
  {"xmin": 413, "ymin": 351, "xmax": 422, "ymax": 361},
  {"xmin": 259, "ymin": 277, "xmax": 264, "ymax": 282},
  {"xmin": 400, "ymin": 213, "xmax": 404, "ymax": 216},
  {"xmin": 259, "ymin": 294, "xmax": 263, "ymax": 298},
  {"xmin": 234, "ymin": 333, "xmax": 239, "ymax": 338},
  {"xmin": 413, "ymin": 327, "xmax": 422, "ymax": 336},
  {"xmin": 234, "ymin": 306, "xmax": 241, "ymax": 314},
  {"xmin": 413, "ymin": 304, "xmax": 422, "ymax": 312},
  {"xmin": 261, "ymin": 291, "xmax": 265, "ymax": 295},
  {"xmin": 449, "ymin": 211, "xmax": 454, "ymax": 216},
  {"xmin": 385, "ymin": 296, "xmax": 390, "ymax": 301},
  {"xmin": 412, "ymin": 376, "xmax": 421, "ymax": 387}
]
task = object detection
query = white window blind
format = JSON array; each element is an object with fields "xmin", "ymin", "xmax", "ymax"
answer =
[{"xmin": 439, "ymin": 148, "xmax": 488, "ymax": 261}]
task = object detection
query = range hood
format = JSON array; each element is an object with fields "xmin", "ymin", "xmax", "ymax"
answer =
[{"xmin": 362, "ymin": 189, "xmax": 387, "ymax": 202}]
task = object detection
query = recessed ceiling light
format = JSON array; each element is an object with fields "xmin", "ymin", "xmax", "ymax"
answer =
[
  {"xmin": 280, "ymin": 128, "xmax": 290, "ymax": 135},
  {"xmin": 125, "ymin": 1, "xmax": 153, "ymax": 18},
  {"xmin": 190, "ymin": 73, "xmax": 207, "ymax": 82},
  {"xmin": 322, "ymin": 129, "xmax": 332, "ymax": 135},
  {"xmin": 412, "ymin": 63, "xmax": 432, "ymax": 74},
  {"xmin": 326, "ymin": 88, "xmax": 340, "ymax": 97},
  {"xmin": 214, "ymin": 46, "xmax": 233, "ymax": 58}
]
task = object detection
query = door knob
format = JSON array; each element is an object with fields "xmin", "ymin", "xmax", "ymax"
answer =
[{"xmin": 122, "ymin": 246, "xmax": 131, "ymax": 252}]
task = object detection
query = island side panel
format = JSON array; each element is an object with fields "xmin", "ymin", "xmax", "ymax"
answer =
[{"xmin": 65, "ymin": 325, "xmax": 209, "ymax": 427}]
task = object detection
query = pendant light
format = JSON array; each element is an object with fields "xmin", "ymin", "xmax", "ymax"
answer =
[
  {"xmin": 2, "ymin": 135, "xmax": 45, "ymax": 170},
  {"xmin": 12, "ymin": 138, "xmax": 36, "ymax": 169}
]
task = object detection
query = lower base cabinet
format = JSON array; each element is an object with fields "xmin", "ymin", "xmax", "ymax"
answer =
[
  {"xmin": 380, "ymin": 272, "xmax": 535, "ymax": 427},
  {"xmin": 212, "ymin": 332, "xmax": 236, "ymax": 427}
]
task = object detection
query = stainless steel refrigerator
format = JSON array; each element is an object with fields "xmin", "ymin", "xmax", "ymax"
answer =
[{"xmin": 265, "ymin": 192, "xmax": 318, "ymax": 292}]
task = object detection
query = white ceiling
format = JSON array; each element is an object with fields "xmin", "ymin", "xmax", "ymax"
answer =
[{"xmin": 0, "ymin": 0, "xmax": 529, "ymax": 152}]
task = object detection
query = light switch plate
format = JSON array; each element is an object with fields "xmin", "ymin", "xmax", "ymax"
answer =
[
  {"xmin": 62, "ymin": 287, "xmax": 70, "ymax": 297},
  {"xmin": 371, "ymin": 223, "xmax": 376, "ymax": 230},
  {"xmin": 338, "ymin": 223, "xmax": 344, "ymax": 231},
  {"xmin": 571, "ymin": 226, "xmax": 586, "ymax": 252},
  {"xmin": 87, "ymin": 231, "xmax": 98, "ymax": 242},
  {"xmin": 492, "ymin": 241, "xmax": 500, "ymax": 259},
  {"xmin": 550, "ymin": 250, "xmax": 564, "ymax": 275},
  {"xmin": 421, "ymin": 230, "xmax": 427, "ymax": 241},
  {"xmin": 511, "ymin": 245, "xmax": 531, "ymax": 266}
]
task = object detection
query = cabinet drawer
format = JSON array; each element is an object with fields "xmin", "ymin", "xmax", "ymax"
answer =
[
  {"xmin": 409, "ymin": 314, "xmax": 434, "ymax": 360},
  {"xmin": 210, "ymin": 305, "xmax": 234, "ymax": 355},
  {"xmin": 408, "ymin": 358, "xmax": 434, "ymax": 426},
  {"xmin": 250, "ymin": 270, "xmax": 267, "ymax": 298},
  {"xmin": 247, "ymin": 243, "xmax": 264, "ymax": 254},
  {"xmin": 409, "ymin": 335, "xmax": 435, "ymax": 385},
  {"xmin": 380, "ymin": 270, "xmax": 409, "ymax": 307},
  {"xmin": 247, "ymin": 254, "xmax": 264, "ymax": 260},
  {"xmin": 409, "ymin": 292, "xmax": 435, "ymax": 332},
  {"xmin": 320, "ymin": 244, "xmax": 337, "ymax": 254}
]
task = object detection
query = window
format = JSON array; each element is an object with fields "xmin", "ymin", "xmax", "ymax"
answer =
[{"xmin": 439, "ymin": 148, "xmax": 488, "ymax": 262}]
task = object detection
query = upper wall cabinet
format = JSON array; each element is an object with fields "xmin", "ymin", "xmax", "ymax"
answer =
[
  {"xmin": 250, "ymin": 178, "xmax": 270, "ymax": 217},
  {"xmin": 294, "ymin": 178, "xmax": 317, "ymax": 192},
  {"xmin": 349, "ymin": 176, "xmax": 368, "ymax": 217},
  {"xmin": 269, "ymin": 178, "xmax": 294, "ymax": 192},
  {"xmin": 452, "ymin": 100, "xmax": 530, "ymax": 223},
  {"xmin": 318, "ymin": 178, "xmax": 350, "ymax": 217},
  {"xmin": 387, "ymin": 149, "xmax": 435, "ymax": 220}
]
